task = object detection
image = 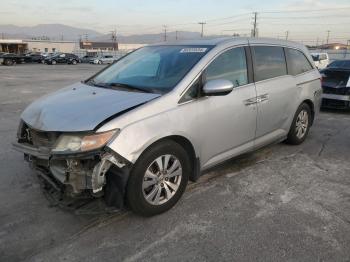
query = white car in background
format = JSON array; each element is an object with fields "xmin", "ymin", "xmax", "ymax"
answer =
[
  {"xmin": 90, "ymin": 55, "xmax": 115, "ymax": 65},
  {"xmin": 311, "ymin": 52, "xmax": 329, "ymax": 69}
]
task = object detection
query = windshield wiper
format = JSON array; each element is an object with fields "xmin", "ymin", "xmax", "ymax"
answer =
[
  {"xmin": 85, "ymin": 80, "xmax": 156, "ymax": 93},
  {"xmin": 103, "ymin": 82, "xmax": 154, "ymax": 93}
]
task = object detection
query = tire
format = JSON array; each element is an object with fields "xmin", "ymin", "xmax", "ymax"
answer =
[
  {"xmin": 126, "ymin": 140, "xmax": 190, "ymax": 216},
  {"xmin": 286, "ymin": 103, "xmax": 311, "ymax": 145},
  {"xmin": 98, "ymin": 60, "xmax": 102, "ymax": 65},
  {"xmin": 51, "ymin": 60, "xmax": 57, "ymax": 65},
  {"xmin": 4, "ymin": 59, "xmax": 13, "ymax": 66},
  {"xmin": 71, "ymin": 60, "xmax": 77, "ymax": 65}
]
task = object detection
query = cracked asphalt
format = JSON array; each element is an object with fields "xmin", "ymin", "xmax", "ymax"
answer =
[{"xmin": 1, "ymin": 64, "xmax": 349, "ymax": 262}]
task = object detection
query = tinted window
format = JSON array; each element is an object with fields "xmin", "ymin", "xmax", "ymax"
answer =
[
  {"xmin": 285, "ymin": 48, "xmax": 313, "ymax": 76},
  {"xmin": 252, "ymin": 46, "xmax": 287, "ymax": 81},
  {"xmin": 311, "ymin": 54, "xmax": 319, "ymax": 61},
  {"xmin": 205, "ymin": 47, "xmax": 248, "ymax": 87}
]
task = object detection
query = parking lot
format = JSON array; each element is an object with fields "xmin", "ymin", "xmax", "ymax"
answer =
[{"xmin": 0, "ymin": 64, "xmax": 350, "ymax": 261}]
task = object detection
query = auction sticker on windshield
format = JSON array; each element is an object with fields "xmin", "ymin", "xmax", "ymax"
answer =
[{"xmin": 180, "ymin": 48, "xmax": 207, "ymax": 53}]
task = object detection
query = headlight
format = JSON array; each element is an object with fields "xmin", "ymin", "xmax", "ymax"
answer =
[{"xmin": 52, "ymin": 129, "xmax": 119, "ymax": 153}]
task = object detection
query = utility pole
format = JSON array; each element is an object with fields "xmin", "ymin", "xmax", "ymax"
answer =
[
  {"xmin": 285, "ymin": 30, "xmax": 289, "ymax": 40},
  {"xmin": 345, "ymin": 39, "xmax": 350, "ymax": 58},
  {"xmin": 326, "ymin": 30, "xmax": 330, "ymax": 45},
  {"xmin": 163, "ymin": 25, "xmax": 167, "ymax": 41},
  {"xmin": 198, "ymin": 22, "xmax": 206, "ymax": 38},
  {"xmin": 252, "ymin": 12, "xmax": 258, "ymax": 37},
  {"xmin": 110, "ymin": 29, "xmax": 117, "ymax": 50}
]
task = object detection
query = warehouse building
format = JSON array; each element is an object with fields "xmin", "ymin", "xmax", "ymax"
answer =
[
  {"xmin": 1, "ymin": 39, "xmax": 145, "ymax": 54},
  {"xmin": 0, "ymin": 39, "xmax": 77, "ymax": 54}
]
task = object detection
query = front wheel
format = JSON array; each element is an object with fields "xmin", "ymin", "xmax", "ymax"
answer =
[
  {"xmin": 126, "ymin": 140, "xmax": 190, "ymax": 216},
  {"xmin": 286, "ymin": 103, "xmax": 311, "ymax": 145}
]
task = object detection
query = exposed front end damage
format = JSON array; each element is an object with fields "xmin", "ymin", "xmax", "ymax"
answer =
[{"xmin": 13, "ymin": 121, "xmax": 131, "ymax": 208}]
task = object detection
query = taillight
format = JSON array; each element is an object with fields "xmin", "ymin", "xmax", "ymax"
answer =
[{"xmin": 320, "ymin": 73, "xmax": 326, "ymax": 86}]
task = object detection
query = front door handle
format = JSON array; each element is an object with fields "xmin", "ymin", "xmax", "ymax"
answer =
[{"xmin": 244, "ymin": 98, "xmax": 257, "ymax": 106}]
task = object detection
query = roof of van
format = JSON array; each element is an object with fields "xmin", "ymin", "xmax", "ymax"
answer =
[{"xmin": 150, "ymin": 37, "xmax": 306, "ymax": 50}]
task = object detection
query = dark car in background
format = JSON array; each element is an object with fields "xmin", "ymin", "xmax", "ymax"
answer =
[
  {"xmin": 0, "ymin": 52, "xmax": 25, "ymax": 66},
  {"xmin": 24, "ymin": 53, "xmax": 45, "ymax": 63},
  {"xmin": 320, "ymin": 60, "xmax": 350, "ymax": 109},
  {"xmin": 80, "ymin": 55, "xmax": 97, "ymax": 63},
  {"xmin": 44, "ymin": 53, "xmax": 80, "ymax": 65}
]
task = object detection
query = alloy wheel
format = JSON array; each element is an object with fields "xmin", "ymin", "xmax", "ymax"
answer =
[
  {"xmin": 295, "ymin": 109, "xmax": 309, "ymax": 139},
  {"xmin": 142, "ymin": 154, "xmax": 182, "ymax": 205}
]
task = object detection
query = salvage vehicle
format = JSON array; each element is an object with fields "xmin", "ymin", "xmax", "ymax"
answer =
[
  {"xmin": 13, "ymin": 38, "xmax": 322, "ymax": 216},
  {"xmin": 44, "ymin": 53, "xmax": 80, "ymax": 65},
  {"xmin": 90, "ymin": 55, "xmax": 115, "ymax": 64},
  {"xmin": 320, "ymin": 59, "xmax": 350, "ymax": 109},
  {"xmin": 311, "ymin": 52, "xmax": 329, "ymax": 69}
]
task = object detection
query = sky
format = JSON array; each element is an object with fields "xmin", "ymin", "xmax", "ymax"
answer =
[{"xmin": 1, "ymin": 0, "xmax": 350, "ymax": 43}]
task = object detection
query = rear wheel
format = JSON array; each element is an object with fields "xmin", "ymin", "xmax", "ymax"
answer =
[
  {"xmin": 98, "ymin": 60, "xmax": 102, "ymax": 65},
  {"xmin": 51, "ymin": 60, "xmax": 57, "ymax": 65},
  {"xmin": 286, "ymin": 103, "xmax": 311, "ymax": 145},
  {"xmin": 71, "ymin": 59, "xmax": 77, "ymax": 65},
  {"xmin": 126, "ymin": 140, "xmax": 190, "ymax": 216},
  {"xmin": 4, "ymin": 59, "xmax": 14, "ymax": 66}
]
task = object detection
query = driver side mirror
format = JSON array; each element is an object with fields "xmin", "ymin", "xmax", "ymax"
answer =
[{"xmin": 203, "ymin": 79, "xmax": 234, "ymax": 96}]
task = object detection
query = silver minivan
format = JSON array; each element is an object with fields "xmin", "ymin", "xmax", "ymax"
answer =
[{"xmin": 14, "ymin": 38, "xmax": 322, "ymax": 216}]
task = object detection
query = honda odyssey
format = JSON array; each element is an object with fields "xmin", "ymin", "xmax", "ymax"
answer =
[{"xmin": 13, "ymin": 38, "xmax": 322, "ymax": 216}]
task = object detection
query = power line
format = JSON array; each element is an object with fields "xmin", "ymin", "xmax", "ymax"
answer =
[
  {"xmin": 259, "ymin": 7, "xmax": 350, "ymax": 13},
  {"xmin": 260, "ymin": 15, "xmax": 350, "ymax": 19}
]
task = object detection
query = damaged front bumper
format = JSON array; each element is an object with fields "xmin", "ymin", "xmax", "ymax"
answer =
[{"xmin": 13, "ymin": 141, "xmax": 129, "ymax": 198}]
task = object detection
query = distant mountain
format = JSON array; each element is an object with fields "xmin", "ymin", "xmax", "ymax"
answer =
[
  {"xmin": 0, "ymin": 23, "xmax": 231, "ymax": 43},
  {"xmin": 93, "ymin": 31, "xmax": 226, "ymax": 44},
  {"xmin": 0, "ymin": 24, "xmax": 103, "ymax": 40}
]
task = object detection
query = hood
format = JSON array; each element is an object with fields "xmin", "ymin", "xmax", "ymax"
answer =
[{"xmin": 21, "ymin": 82, "xmax": 161, "ymax": 132}]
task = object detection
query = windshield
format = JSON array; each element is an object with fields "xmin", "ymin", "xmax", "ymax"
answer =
[
  {"xmin": 328, "ymin": 60, "xmax": 350, "ymax": 69},
  {"xmin": 88, "ymin": 45, "xmax": 212, "ymax": 93}
]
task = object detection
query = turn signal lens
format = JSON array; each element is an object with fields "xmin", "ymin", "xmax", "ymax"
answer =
[{"xmin": 81, "ymin": 130, "xmax": 116, "ymax": 152}]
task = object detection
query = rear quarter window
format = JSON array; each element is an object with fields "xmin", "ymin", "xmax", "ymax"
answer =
[
  {"xmin": 285, "ymin": 48, "xmax": 313, "ymax": 76},
  {"xmin": 252, "ymin": 46, "xmax": 287, "ymax": 82}
]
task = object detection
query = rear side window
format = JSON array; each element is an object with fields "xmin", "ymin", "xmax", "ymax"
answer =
[
  {"xmin": 252, "ymin": 46, "xmax": 287, "ymax": 81},
  {"xmin": 285, "ymin": 48, "xmax": 313, "ymax": 76},
  {"xmin": 205, "ymin": 47, "xmax": 248, "ymax": 87}
]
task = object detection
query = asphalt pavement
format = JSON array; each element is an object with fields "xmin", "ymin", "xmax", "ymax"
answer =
[{"xmin": 0, "ymin": 64, "xmax": 349, "ymax": 262}]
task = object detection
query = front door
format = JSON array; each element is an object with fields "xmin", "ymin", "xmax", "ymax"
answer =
[{"xmin": 197, "ymin": 46, "xmax": 257, "ymax": 169}]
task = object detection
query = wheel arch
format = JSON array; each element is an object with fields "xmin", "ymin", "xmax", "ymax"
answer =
[{"xmin": 138, "ymin": 135, "xmax": 200, "ymax": 182}]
